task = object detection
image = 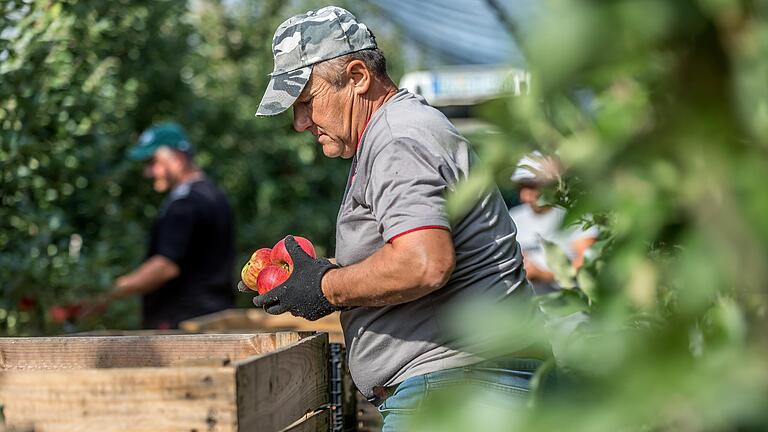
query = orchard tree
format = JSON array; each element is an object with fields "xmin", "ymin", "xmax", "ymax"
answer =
[{"xmin": 0, "ymin": 0, "xmax": 403, "ymax": 334}]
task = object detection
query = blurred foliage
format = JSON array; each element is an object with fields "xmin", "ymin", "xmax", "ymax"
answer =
[
  {"xmin": 437, "ymin": 0, "xmax": 768, "ymax": 431},
  {"xmin": 0, "ymin": 0, "xmax": 405, "ymax": 334}
]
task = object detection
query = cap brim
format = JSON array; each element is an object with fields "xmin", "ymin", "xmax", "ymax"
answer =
[
  {"xmin": 255, "ymin": 66, "xmax": 312, "ymax": 117},
  {"xmin": 127, "ymin": 145, "xmax": 155, "ymax": 161}
]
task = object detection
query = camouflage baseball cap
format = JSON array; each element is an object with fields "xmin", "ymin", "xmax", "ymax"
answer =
[{"xmin": 255, "ymin": 6, "xmax": 377, "ymax": 117}]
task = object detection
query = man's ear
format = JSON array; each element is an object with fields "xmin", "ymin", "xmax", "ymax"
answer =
[{"xmin": 346, "ymin": 59, "xmax": 371, "ymax": 96}]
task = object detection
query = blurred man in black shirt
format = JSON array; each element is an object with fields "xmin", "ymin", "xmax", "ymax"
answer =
[{"xmin": 91, "ymin": 122, "xmax": 235, "ymax": 328}]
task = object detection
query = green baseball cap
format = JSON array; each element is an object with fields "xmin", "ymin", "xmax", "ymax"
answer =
[{"xmin": 127, "ymin": 122, "xmax": 192, "ymax": 161}]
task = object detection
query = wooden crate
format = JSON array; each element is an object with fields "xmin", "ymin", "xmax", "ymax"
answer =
[
  {"xmin": 0, "ymin": 332, "xmax": 329, "ymax": 432},
  {"xmin": 180, "ymin": 308, "xmax": 344, "ymax": 344},
  {"xmin": 180, "ymin": 309, "xmax": 381, "ymax": 432}
]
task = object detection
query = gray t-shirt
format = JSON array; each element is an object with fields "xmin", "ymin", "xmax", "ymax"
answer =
[{"xmin": 336, "ymin": 89, "xmax": 528, "ymax": 400}]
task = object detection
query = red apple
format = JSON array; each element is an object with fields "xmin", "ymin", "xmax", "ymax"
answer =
[
  {"xmin": 48, "ymin": 305, "xmax": 69, "ymax": 323},
  {"xmin": 256, "ymin": 265, "xmax": 291, "ymax": 294},
  {"xmin": 250, "ymin": 248, "xmax": 273, "ymax": 272},
  {"xmin": 240, "ymin": 261, "xmax": 254, "ymax": 290},
  {"xmin": 240, "ymin": 248, "xmax": 272, "ymax": 291},
  {"xmin": 270, "ymin": 236, "xmax": 316, "ymax": 271}
]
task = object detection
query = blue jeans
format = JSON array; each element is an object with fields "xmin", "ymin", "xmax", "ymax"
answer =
[{"xmin": 375, "ymin": 359, "xmax": 542, "ymax": 432}]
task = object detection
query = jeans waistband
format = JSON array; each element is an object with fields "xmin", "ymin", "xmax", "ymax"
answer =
[{"xmin": 370, "ymin": 356, "xmax": 544, "ymax": 406}]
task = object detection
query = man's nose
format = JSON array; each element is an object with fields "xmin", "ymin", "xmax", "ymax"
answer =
[{"xmin": 292, "ymin": 107, "xmax": 313, "ymax": 132}]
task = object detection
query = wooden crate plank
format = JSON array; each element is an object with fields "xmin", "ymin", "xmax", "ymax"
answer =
[
  {"xmin": 235, "ymin": 333, "xmax": 329, "ymax": 432},
  {"xmin": 181, "ymin": 309, "xmax": 253, "ymax": 333},
  {"xmin": 0, "ymin": 367, "xmax": 237, "ymax": 432},
  {"xmin": 0, "ymin": 334, "xmax": 286, "ymax": 370},
  {"xmin": 180, "ymin": 309, "xmax": 344, "ymax": 344},
  {"xmin": 69, "ymin": 329, "xmax": 186, "ymax": 336}
]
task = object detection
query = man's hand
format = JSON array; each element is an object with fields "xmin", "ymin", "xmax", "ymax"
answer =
[
  {"xmin": 78, "ymin": 274, "xmax": 134, "ymax": 321},
  {"xmin": 108, "ymin": 256, "xmax": 180, "ymax": 299},
  {"xmin": 522, "ymin": 251, "xmax": 555, "ymax": 283},
  {"xmin": 78, "ymin": 294, "xmax": 112, "ymax": 320},
  {"xmin": 252, "ymin": 236, "xmax": 339, "ymax": 321}
]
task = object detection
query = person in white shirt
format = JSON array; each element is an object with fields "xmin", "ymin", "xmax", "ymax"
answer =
[{"xmin": 508, "ymin": 152, "xmax": 598, "ymax": 294}]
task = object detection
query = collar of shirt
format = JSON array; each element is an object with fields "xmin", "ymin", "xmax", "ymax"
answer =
[
  {"xmin": 348, "ymin": 90, "xmax": 406, "ymax": 183},
  {"xmin": 348, "ymin": 119, "xmax": 371, "ymax": 187},
  {"xmin": 169, "ymin": 174, "xmax": 205, "ymax": 201}
]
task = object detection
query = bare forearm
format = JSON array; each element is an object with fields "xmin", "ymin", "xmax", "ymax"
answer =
[
  {"xmin": 111, "ymin": 255, "xmax": 180, "ymax": 299},
  {"xmin": 321, "ymin": 230, "xmax": 455, "ymax": 307},
  {"xmin": 524, "ymin": 260, "xmax": 555, "ymax": 283},
  {"xmin": 571, "ymin": 236, "xmax": 596, "ymax": 270},
  {"xmin": 322, "ymin": 247, "xmax": 426, "ymax": 306}
]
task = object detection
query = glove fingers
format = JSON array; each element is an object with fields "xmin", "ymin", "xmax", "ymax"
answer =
[
  {"xmin": 318, "ymin": 257, "xmax": 336, "ymax": 268},
  {"xmin": 252, "ymin": 290, "xmax": 279, "ymax": 308},
  {"xmin": 266, "ymin": 303, "xmax": 289, "ymax": 315},
  {"xmin": 252, "ymin": 295, "xmax": 268, "ymax": 308},
  {"xmin": 237, "ymin": 281, "xmax": 251, "ymax": 293},
  {"xmin": 285, "ymin": 235, "xmax": 313, "ymax": 266}
]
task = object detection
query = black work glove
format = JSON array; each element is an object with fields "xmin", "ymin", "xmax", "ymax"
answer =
[{"xmin": 252, "ymin": 235, "xmax": 340, "ymax": 321}]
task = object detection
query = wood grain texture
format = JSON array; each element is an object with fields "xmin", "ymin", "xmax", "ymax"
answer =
[
  {"xmin": 235, "ymin": 333, "xmax": 329, "ymax": 432},
  {"xmin": 0, "ymin": 334, "xmax": 296, "ymax": 370},
  {"xmin": 0, "ymin": 333, "xmax": 327, "ymax": 431},
  {"xmin": 0, "ymin": 366, "xmax": 237, "ymax": 432},
  {"xmin": 180, "ymin": 309, "xmax": 344, "ymax": 344},
  {"xmin": 69, "ymin": 329, "xmax": 186, "ymax": 337}
]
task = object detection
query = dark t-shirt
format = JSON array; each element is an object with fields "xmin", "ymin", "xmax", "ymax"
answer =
[{"xmin": 143, "ymin": 178, "xmax": 236, "ymax": 329}]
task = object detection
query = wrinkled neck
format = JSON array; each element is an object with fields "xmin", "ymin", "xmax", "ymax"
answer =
[{"xmin": 351, "ymin": 79, "xmax": 398, "ymax": 149}]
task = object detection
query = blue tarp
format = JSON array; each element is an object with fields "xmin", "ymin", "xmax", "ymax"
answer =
[{"xmin": 365, "ymin": 0, "xmax": 535, "ymax": 66}]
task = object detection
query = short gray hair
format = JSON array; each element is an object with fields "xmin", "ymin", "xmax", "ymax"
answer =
[{"xmin": 312, "ymin": 48, "xmax": 389, "ymax": 88}]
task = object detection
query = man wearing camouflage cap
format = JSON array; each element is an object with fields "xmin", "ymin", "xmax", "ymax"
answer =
[{"xmin": 247, "ymin": 6, "xmax": 547, "ymax": 427}]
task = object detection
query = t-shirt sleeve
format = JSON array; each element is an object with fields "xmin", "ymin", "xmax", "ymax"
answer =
[
  {"xmin": 154, "ymin": 199, "xmax": 197, "ymax": 265},
  {"xmin": 366, "ymin": 138, "xmax": 452, "ymax": 242}
]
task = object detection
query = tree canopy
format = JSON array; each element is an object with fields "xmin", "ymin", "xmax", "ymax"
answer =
[{"xmin": 0, "ymin": 0, "xmax": 403, "ymax": 333}]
